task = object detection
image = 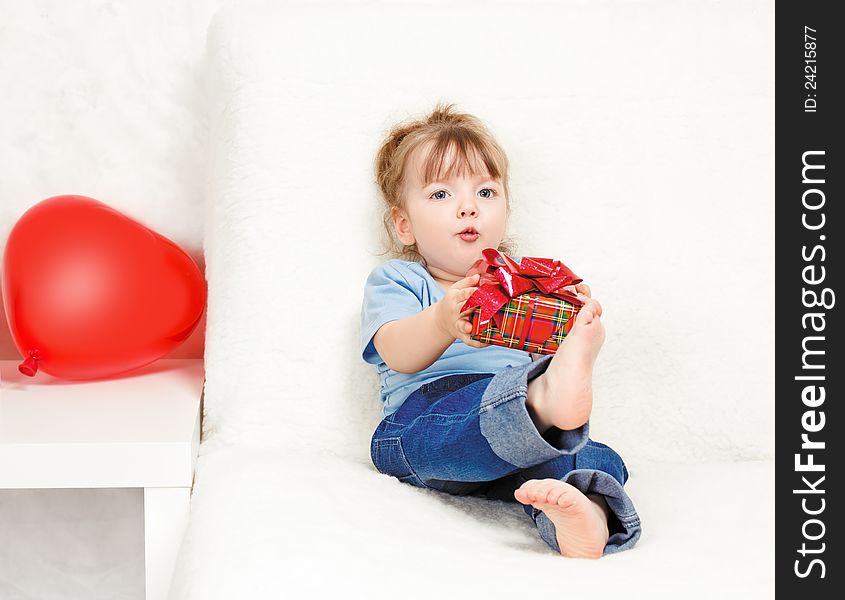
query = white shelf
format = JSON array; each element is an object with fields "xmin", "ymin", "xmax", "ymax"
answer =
[{"xmin": 0, "ymin": 359, "xmax": 205, "ymax": 489}]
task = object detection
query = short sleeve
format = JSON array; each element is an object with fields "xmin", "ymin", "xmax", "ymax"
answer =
[{"xmin": 360, "ymin": 262, "xmax": 424, "ymax": 364}]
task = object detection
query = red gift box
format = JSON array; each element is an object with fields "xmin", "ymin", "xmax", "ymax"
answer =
[{"xmin": 460, "ymin": 248, "xmax": 585, "ymax": 355}]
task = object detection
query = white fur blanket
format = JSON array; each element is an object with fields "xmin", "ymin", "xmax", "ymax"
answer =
[{"xmin": 170, "ymin": 1, "xmax": 774, "ymax": 597}]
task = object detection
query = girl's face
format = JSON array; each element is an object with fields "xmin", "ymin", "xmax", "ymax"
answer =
[{"xmin": 392, "ymin": 144, "xmax": 508, "ymax": 288}]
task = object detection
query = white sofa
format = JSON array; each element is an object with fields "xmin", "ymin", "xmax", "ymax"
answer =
[{"xmin": 169, "ymin": 1, "xmax": 774, "ymax": 597}]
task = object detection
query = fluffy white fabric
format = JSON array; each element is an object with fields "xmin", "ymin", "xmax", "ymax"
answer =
[
  {"xmin": 171, "ymin": 1, "xmax": 774, "ymax": 597},
  {"xmin": 173, "ymin": 448, "xmax": 773, "ymax": 597}
]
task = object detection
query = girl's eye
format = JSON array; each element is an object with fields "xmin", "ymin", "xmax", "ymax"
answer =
[
  {"xmin": 430, "ymin": 190, "xmax": 449, "ymax": 200},
  {"xmin": 478, "ymin": 188, "xmax": 496, "ymax": 199}
]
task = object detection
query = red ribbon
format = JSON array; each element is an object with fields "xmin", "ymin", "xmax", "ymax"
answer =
[{"xmin": 460, "ymin": 248, "xmax": 584, "ymax": 330}]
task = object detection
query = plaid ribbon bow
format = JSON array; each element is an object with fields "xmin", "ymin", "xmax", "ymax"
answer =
[{"xmin": 460, "ymin": 248, "xmax": 585, "ymax": 334}]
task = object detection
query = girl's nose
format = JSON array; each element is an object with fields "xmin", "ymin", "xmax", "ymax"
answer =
[{"xmin": 458, "ymin": 197, "xmax": 478, "ymax": 217}]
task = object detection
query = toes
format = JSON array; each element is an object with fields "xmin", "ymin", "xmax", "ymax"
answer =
[
  {"xmin": 516, "ymin": 479, "xmax": 566, "ymax": 505},
  {"xmin": 556, "ymin": 491, "xmax": 577, "ymax": 509},
  {"xmin": 575, "ymin": 296, "xmax": 605, "ymax": 327},
  {"xmin": 515, "ymin": 480, "xmax": 540, "ymax": 502},
  {"xmin": 520, "ymin": 482, "xmax": 543, "ymax": 502},
  {"xmin": 534, "ymin": 481, "xmax": 557, "ymax": 503},
  {"xmin": 577, "ymin": 308, "xmax": 594, "ymax": 324},
  {"xmin": 547, "ymin": 487, "xmax": 565, "ymax": 504},
  {"xmin": 544, "ymin": 482, "xmax": 578, "ymax": 508},
  {"xmin": 514, "ymin": 484, "xmax": 534, "ymax": 504},
  {"xmin": 516, "ymin": 481, "xmax": 587, "ymax": 512},
  {"xmin": 576, "ymin": 294, "xmax": 600, "ymax": 313}
]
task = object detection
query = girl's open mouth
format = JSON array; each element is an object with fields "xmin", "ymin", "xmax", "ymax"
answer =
[{"xmin": 459, "ymin": 227, "xmax": 479, "ymax": 242}]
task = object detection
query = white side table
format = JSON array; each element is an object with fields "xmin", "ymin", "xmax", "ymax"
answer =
[{"xmin": 0, "ymin": 358, "xmax": 205, "ymax": 600}]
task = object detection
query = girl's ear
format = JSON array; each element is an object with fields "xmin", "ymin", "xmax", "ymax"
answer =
[{"xmin": 391, "ymin": 206, "xmax": 415, "ymax": 245}]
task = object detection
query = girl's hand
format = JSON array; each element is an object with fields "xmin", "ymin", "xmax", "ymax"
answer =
[{"xmin": 435, "ymin": 273, "xmax": 490, "ymax": 348}]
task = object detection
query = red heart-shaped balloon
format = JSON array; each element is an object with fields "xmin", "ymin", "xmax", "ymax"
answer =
[{"xmin": 1, "ymin": 195, "xmax": 207, "ymax": 379}]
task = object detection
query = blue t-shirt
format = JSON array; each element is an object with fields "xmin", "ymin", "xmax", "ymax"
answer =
[{"xmin": 360, "ymin": 259, "xmax": 532, "ymax": 417}]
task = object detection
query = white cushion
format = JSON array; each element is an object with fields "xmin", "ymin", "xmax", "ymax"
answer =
[
  {"xmin": 200, "ymin": 0, "xmax": 773, "ymax": 464},
  {"xmin": 173, "ymin": 1, "xmax": 775, "ymax": 597},
  {"xmin": 171, "ymin": 447, "xmax": 773, "ymax": 597}
]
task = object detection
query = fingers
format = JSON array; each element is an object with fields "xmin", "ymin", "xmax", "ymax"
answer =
[
  {"xmin": 458, "ymin": 318, "xmax": 473, "ymax": 334},
  {"xmin": 437, "ymin": 281, "xmax": 482, "ymax": 342},
  {"xmin": 452, "ymin": 273, "xmax": 480, "ymax": 289},
  {"xmin": 456, "ymin": 318, "xmax": 489, "ymax": 348},
  {"xmin": 461, "ymin": 336, "xmax": 489, "ymax": 348},
  {"xmin": 457, "ymin": 287, "xmax": 478, "ymax": 313}
]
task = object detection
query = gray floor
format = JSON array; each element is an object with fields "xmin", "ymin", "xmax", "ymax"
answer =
[{"xmin": 0, "ymin": 489, "xmax": 144, "ymax": 600}]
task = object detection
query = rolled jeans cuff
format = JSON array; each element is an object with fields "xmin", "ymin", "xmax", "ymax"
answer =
[
  {"xmin": 534, "ymin": 469, "xmax": 643, "ymax": 556},
  {"xmin": 478, "ymin": 354, "xmax": 589, "ymax": 468}
]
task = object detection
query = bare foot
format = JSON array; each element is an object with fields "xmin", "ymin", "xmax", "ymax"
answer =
[
  {"xmin": 526, "ymin": 297, "xmax": 605, "ymax": 432},
  {"xmin": 515, "ymin": 478, "xmax": 609, "ymax": 559}
]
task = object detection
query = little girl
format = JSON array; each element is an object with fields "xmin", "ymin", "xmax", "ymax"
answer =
[{"xmin": 360, "ymin": 103, "xmax": 641, "ymax": 558}]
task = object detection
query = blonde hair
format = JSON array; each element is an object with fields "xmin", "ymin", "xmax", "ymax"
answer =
[{"xmin": 374, "ymin": 102, "xmax": 516, "ymax": 267}]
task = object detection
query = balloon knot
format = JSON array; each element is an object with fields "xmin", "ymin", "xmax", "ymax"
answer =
[{"xmin": 19, "ymin": 350, "xmax": 41, "ymax": 377}]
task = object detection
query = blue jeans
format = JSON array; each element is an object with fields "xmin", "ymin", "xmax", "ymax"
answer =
[{"xmin": 370, "ymin": 355, "xmax": 641, "ymax": 555}]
